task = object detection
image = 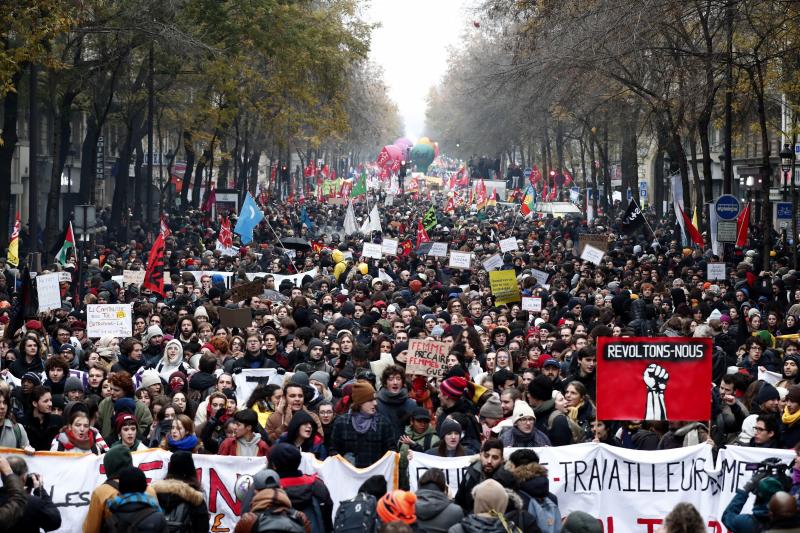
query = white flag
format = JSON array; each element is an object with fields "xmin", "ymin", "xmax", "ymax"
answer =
[
  {"xmin": 671, "ymin": 173, "xmax": 688, "ymax": 246},
  {"xmin": 343, "ymin": 201, "xmax": 358, "ymax": 236}
]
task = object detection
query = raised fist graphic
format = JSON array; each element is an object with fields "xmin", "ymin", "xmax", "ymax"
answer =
[{"xmin": 644, "ymin": 363, "xmax": 669, "ymax": 420}]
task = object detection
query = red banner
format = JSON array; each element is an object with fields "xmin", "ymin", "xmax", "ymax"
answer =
[{"xmin": 596, "ymin": 337, "xmax": 711, "ymax": 421}]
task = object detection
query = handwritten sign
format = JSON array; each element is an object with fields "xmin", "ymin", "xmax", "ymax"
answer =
[
  {"xmin": 489, "ymin": 270, "xmax": 521, "ymax": 304},
  {"xmin": 429, "ymin": 242, "xmax": 449, "ymax": 257},
  {"xmin": 362, "ymin": 242, "xmax": 383, "ymax": 259},
  {"xmin": 406, "ymin": 339, "xmax": 448, "ymax": 378},
  {"xmin": 122, "ymin": 270, "xmax": 145, "ymax": 286},
  {"xmin": 499, "ymin": 237, "xmax": 518, "ymax": 253},
  {"xmin": 530, "ymin": 268, "xmax": 550, "ymax": 287},
  {"xmin": 482, "ymin": 254, "xmax": 503, "ymax": 272},
  {"xmin": 580, "ymin": 243, "xmax": 605, "ymax": 266},
  {"xmin": 448, "ymin": 251, "xmax": 472, "ymax": 270},
  {"xmin": 58, "ymin": 271, "xmax": 73, "ymax": 282},
  {"xmin": 230, "ymin": 279, "xmax": 264, "ymax": 303},
  {"xmin": 578, "ymin": 234, "xmax": 609, "ymax": 255},
  {"xmin": 707, "ymin": 262, "xmax": 726, "ymax": 280},
  {"xmin": 87, "ymin": 304, "xmax": 132, "ymax": 338},
  {"xmin": 381, "ymin": 238, "xmax": 399, "ymax": 256},
  {"xmin": 522, "ymin": 296, "xmax": 542, "ymax": 312},
  {"xmin": 37, "ymin": 273, "xmax": 62, "ymax": 312}
]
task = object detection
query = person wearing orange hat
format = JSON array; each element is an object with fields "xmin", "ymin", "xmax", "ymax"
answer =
[
  {"xmin": 376, "ymin": 490, "xmax": 417, "ymax": 526},
  {"xmin": 329, "ymin": 380, "xmax": 395, "ymax": 468}
]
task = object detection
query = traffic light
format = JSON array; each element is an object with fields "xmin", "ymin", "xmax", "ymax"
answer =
[{"xmin": 399, "ymin": 160, "xmax": 407, "ymax": 178}]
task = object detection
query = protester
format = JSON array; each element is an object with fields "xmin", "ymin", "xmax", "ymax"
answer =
[
  {"xmin": 0, "ymin": 456, "xmax": 27, "ymax": 530},
  {"xmin": 151, "ymin": 451, "xmax": 210, "ymax": 533},
  {"xmin": 234, "ymin": 468, "xmax": 311, "ymax": 533},
  {"xmin": 415, "ymin": 468, "xmax": 464, "ymax": 533},
  {"xmin": 329, "ymin": 380, "xmax": 395, "ymax": 467},
  {"xmin": 105, "ymin": 467, "xmax": 167, "ymax": 532},
  {"xmin": 0, "ymin": 456, "xmax": 61, "ymax": 533},
  {"xmin": 455, "ymin": 438, "xmax": 505, "ymax": 512}
]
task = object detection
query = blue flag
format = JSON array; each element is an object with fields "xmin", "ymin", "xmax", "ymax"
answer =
[
  {"xmin": 234, "ymin": 193, "xmax": 264, "ymax": 244},
  {"xmin": 300, "ymin": 206, "xmax": 314, "ymax": 232}
]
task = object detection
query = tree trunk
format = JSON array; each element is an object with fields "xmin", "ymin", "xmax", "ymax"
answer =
[
  {"xmin": 79, "ymin": 119, "xmax": 100, "ymax": 204},
  {"xmin": 191, "ymin": 149, "xmax": 209, "ymax": 208},
  {"xmin": 0, "ymin": 70, "xmax": 22, "ymax": 250},
  {"xmin": 180, "ymin": 131, "xmax": 195, "ymax": 207},
  {"xmin": 44, "ymin": 91, "xmax": 77, "ymax": 253},
  {"xmin": 248, "ymin": 149, "xmax": 260, "ymax": 195},
  {"xmin": 620, "ymin": 104, "xmax": 639, "ymax": 207},
  {"xmin": 133, "ymin": 140, "xmax": 144, "ymax": 221}
]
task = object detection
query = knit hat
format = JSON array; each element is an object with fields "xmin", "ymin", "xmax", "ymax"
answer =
[
  {"xmin": 528, "ymin": 375, "xmax": 554, "ymax": 402},
  {"xmin": 440, "ymin": 376, "xmax": 468, "ymax": 399},
  {"xmin": 376, "ymin": 490, "xmax": 417, "ymax": 525},
  {"xmin": 114, "ymin": 412, "xmax": 137, "ymax": 434},
  {"xmin": 562, "ymin": 511, "xmax": 603, "ymax": 533},
  {"xmin": 59, "ymin": 343, "xmax": 75, "ymax": 354},
  {"xmin": 511, "ymin": 400, "xmax": 536, "ymax": 425},
  {"xmin": 309, "ymin": 371, "xmax": 330, "ymax": 388},
  {"xmin": 140, "ymin": 369, "xmax": 162, "ymax": 389},
  {"xmin": 103, "ymin": 445, "xmax": 133, "ymax": 479},
  {"xmin": 143, "ymin": 325, "xmax": 163, "ymax": 343},
  {"xmin": 194, "ymin": 306, "xmax": 209, "ymax": 319},
  {"xmin": 786, "ymin": 385, "xmax": 800, "ymax": 405},
  {"xmin": 167, "ymin": 451, "xmax": 198, "ymax": 482},
  {"xmin": 118, "ymin": 466, "xmax": 147, "ymax": 494},
  {"xmin": 472, "ymin": 479, "xmax": 508, "ymax": 514},
  {"xmin": 350, "ymin": 381, "xmax": 376, "ymax": 410},
  {"xmin": 479, "ymin": 396, "xmax": 503, "ymax": 420},
  {"xmin": 22, "ymin": 372, "xmax": 41, "ymax": 386},
  {"xmin": 114, "ymin": 397, "xmax": 136, "ymax": 416},
  {"xmin": 755, "ymin": 383, "xmax": 780, "ymax": 406},
  {"xmin": 63, "ymin": 376, "xmax": 84, "ymax": 394},
  {"xmin": 438, "ymin": 418, "xmax": 462, "ymax": 438},
  {"xmin": 269, "ymin": 443, "xmax": 302, "ymax": 476},
  {"xmin": 758, "ymin": 476, "xmax": 784, "ymax": 502},
  {"xmin": 290, "ymin": 371, "xmax": 310, "ymax": 387}
]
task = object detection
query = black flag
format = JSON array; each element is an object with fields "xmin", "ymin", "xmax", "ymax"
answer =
[{"xmin": 620, "ymin": 198, "xmax": 646, "ymax": 234}]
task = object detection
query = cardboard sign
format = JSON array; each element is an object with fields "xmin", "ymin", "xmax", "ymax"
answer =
[
  {"xmin": 707, "ymin": 262, "xmax": 726, "ymax": 280},
  {"xmin": 58, "ymin": 271, "xmax": 73, "ymax": 282},
  {"xmin": 230, "ymin": 279, "xmax": 264, "ymax": 303},
  {"xmin": 596, "ymin": 336, "xmax": 712, "ymax": 421},
  {"xmin": 580, "ymin": 243, "xmax": 605, "ymax": 265},
  {"xmin": 428, "ymin": 242, "xmax": 449, "ymax": 257},
  {"xmin": 499, "ymin": 237, "xmax": 518, "ymax": 253},
  {"xmin": 218, "ymin": 307, "xmax": 253, "ymax": 328},
  {"xmin": 530, "ymin": 268, "xmax": 550, "ymax": 287},
  {"xmin": 489, "ymin": 270, "xmax": 521, "ymax": 304},
  {"xmin": 578, "ymin": 234, "xmax": 609, "ymax": 255},
  {"xmin": 448, "ymin": 251, "xmax": 472, "ymax": 270},
  {"xmin": 381, "ymin": 238, "xmax": 399, "ymax": 256},
  {"xmin": 406, "ymin": 339, "xmax": 448, "ymax": 378},
  {"xmin": 122, "ymin": 270, "xmax": 145, "ymax": 286},
  {"xmin": 362, "ymin": 242, "xmax": 383, "ymax": 259},
  {"xmin": 521, "ymin": 296, "xmax": 542, "ymax": 312},
  {"xmin": 37, "ymin": 273, "xmax": 62, "ymax": 312},
  {"xmin": 87, "ymin": 304, "xmax": 133, "ymax": 338},
  {"xmin": 482, "ymin": 254, "xmax": 503, "ymax": 272}
]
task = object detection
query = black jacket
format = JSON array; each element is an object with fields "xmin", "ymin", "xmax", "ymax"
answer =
[
  {"xmin": 23, "ymin": 414, "xmax": 63, "ymax": 451},
  {"xmin": 151, "ymin": 479, "xmax": 210, "ymax": 533},
  {"xmin": 279, "ymin": 473, "xmax": 333, "ymax": 533},
  {"xmin": 329, "ymin": 412, "xmax": 395, "ymax": 468},
  {"xmin": 454, "ymin": 459, "xmax": 507, "ymax": 513},
  {"xmin": 0, "ymin": 484, "xmax": 61, "ymax": 533}
]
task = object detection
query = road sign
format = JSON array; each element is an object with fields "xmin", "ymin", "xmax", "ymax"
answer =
[
  {"xmin": 774, "ymin": 201, "xmax": 793, "ymax": 231},
  {"xmin": 639, "ymin": 182, "xmax": 648, "ymax": 199},
  {"xmin": 717, "ymin": 220, "xmax": 738, "ymax": 242},
  {"xmin": 715, "ymin": 195, "xmax": 740, "ymax": 220},
  {"xmin": 795, "ymin": 142, "xmax": 800, "ymax": 155}
]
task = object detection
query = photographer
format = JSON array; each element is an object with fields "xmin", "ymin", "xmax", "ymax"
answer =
[
  {"xmin": 0, "ymin": 456, "xmax": 60, "ymax": 533},
  {"xmin": 722, "ymin": 459, "xmax": 789, "ymax": 533}
]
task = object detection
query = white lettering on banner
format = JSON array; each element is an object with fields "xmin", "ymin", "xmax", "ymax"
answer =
[
  {"xmin": 381, "ymin": 238, "xmax": 399, "ymax": 256},
  {"xmin": 4, "ymin": 448, "xmax": 397, "ymax": 533},
  {"xmin": 362, "ymin": 242, "xmax": 382, "ymax": 259},
  {"xmin": 499, "ymin": 236, "xmax": 518, "ymax": 253},
  {"xmin": 36, "ymin": 273, "xmax": 61, "ymax": 312},
  {"xmin": 86, "ymin": 304, "xmax": 132, "ymax": 338},
  {"xmin": 232, "ymin": 369, "xmax": 284, "ymax": 408}
]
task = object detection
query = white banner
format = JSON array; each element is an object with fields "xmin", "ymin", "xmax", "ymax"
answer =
[
  {"xmin": 232, "ymin": 368, "xmax": 284, "ymax": 408},
  {"xmin": 381, "ymin": 238, "xmax": 399, "ymax": 256},
  {"xmin": 244, "ymin": 268, "xmax": 318, "ymax": 287},
  {"xmin": 37, "ymin": 273, "xmax": 62, "ymax": 312},
  {"xmin": 3, "ymin": 448, "xmax": 397, "ymax": 533},
  {"xmin": 429, "ymin": 242, "xmax": 449, "ymax": 257},
  {"xmin": 580, "ymin": 244, "xmax": 605, "ymax": 265},
  {"xmin": 122, "ymin": 270, "xmax": 146, "ymax": 286},
  {"xmin": 87, "ymin": 304, "xmax": 133, "ymax": 338},
  {"xmin": 448, "ymin": 251, "xmax": 472, "ymax": 270},
  {"xmin": 499, "ymin": 236, "xmax": 518, "ymax": 253},
  {"xmin": 482, "ymin": 254, "xmax": 503, "ymax": 272},
  {"xmin": 362, "ymin": 242, "xmax": 383, "ymax": 259},
  {"xmin": 521, "ymin": 296, "xmax": 542, "ymax": 312}
]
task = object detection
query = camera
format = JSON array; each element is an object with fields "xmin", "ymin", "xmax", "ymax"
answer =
[
  {"xmin": 745, "ymin": 457, "xmax": 792, "ymax": 475},
  {"xmin": 24, "ymin": 472, "xmax": 38, "ymax": 491}
]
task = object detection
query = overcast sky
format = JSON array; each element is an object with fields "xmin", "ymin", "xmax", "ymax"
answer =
[{"xmin": 365, "ymin": 0, "xmax": 476, "ymax": 142}]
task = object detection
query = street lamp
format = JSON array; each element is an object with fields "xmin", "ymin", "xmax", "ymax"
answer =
[
  {"xmin": 781, "ymin": 143, "xmax": 794, "ymax": 200},
  {"xmin": 781, "ymin": 143, "xmax": 798, "ymax": 268}
]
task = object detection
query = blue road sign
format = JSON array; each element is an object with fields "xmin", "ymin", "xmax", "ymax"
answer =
[{"xmin": 715, "ymin": 195, "xmax": 740, "ymax": 220}]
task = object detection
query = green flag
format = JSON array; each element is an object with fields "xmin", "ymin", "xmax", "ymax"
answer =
[
  {"xmin": 423, "ymin": 205, "xmax": 437, "ymax": 231},
  {"xmin": 350, "ymin": 169, "xmax": 367, "ymax": 197},
  {"xmin": 56, "ymin": 222, "xmax": 76, "ymax": 265}
]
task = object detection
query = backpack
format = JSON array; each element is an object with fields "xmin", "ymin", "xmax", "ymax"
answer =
[
  {"xmin": 164, "ymin": 501, "xmax": 191, "ymax": 533},
  {"xmin": 527, "ymin": 495, "xmax": 561, "ymax": 533},
  {"xmin": 104, "ymin": 507, "xmax": 160, "ymax": 533},
  {"xmin": 547, "ymin": 410, "xmax": 584, "ymax": 443},
  {"xmin": 253, "ymin": 508, "xmax": 307, "ymax": 533},
  {"xmin": 332, "ymin": 493, "xmax": 379, "ymax": 533}
]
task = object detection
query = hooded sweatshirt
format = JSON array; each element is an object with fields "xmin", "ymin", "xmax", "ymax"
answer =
[
  {"xmin": 415, "ymin": 483, "xmax": 463, "ymax": 533},
  {"xmin": 157, "ymin": 340, "xmax": 185, "ymax": 382}
]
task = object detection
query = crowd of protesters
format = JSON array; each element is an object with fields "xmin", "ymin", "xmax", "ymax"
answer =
[{"xmin": 0, "ymin": 179, "xmax": 799, "ymax": 532}]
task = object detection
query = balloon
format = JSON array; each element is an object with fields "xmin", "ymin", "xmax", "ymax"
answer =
[
  {"xmin": 234, "ymin": 475, "xmax": 254, "ymax": 501},
  {"xmin": 334, "ymin": 262, "xmax": 346, "ymax": 280},
  {"xmin": 358, "ymin": 263, "xmax": 368, "ymax": 275},
  {"xmin": 418, "ymin": 137, "xmax": 432, "ymax": 146},
  {"xmin": 411, "ymin": 143, "xmax": 436, "ymax": 173},
  {"xmin": 332, "ymin": 249, "xmax": 344, "ymax": 264},
  {"xmin": 394, "ymin": 137, "xmax": 414, "ymax": 151}
]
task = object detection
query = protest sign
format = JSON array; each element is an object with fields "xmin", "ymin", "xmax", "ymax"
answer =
[
  {"xmin": 521, "ymin": 296, "xmax": 542, "ymax": 312},
  {"xmin": 233, "ymin": 368, "xmax": 284, "ymax": 407},
  {"xmin": 580, "ymin": 243, "xmax": 605, "ymax": 265},
  {"xmin": 87, "ymin": 304, "xmax": 133, "ymax": 338},
  {"xmin": 217, "ymin": 307, "xmax": 252, "ymax": 328},
  {"xmin": 578, "ymin": 234, "xmax": 609, "ymax": 255},
  {"xmin": 58, "ymin": 271, "xmax": 72, "ymax": 282},
  {"xmin": 122, "ymin": 269, "xmax": 145, "ymax": 286},
  {"xmin": 499, "ymin": 236, "xmax": 518, "ymax": 253},
  {"xmin": 707, "ymin": 262, "xmax": 726, "ymax": 280},
  {"xmin": 244, "ymin": 268, "xmax": 318, "ymax": 287},
  {"xmin": 596, "ymin": 336, "xmax": 712, "ymax": 421},
  {"xmin": 530, "ymin": 268, "xmax": 550, "ymax": 286},
  {"xmin": 328, "ymin": 197, "xmax": 348, "ymax": 205},
  {"xmin": 406, "ymin": 339, "xmax": 448, "ymax": 378},
  {"xmin": 362, "ymin": 242, "xmax": 383, "ymax": 259},
  {"xmin": 428, "ymin": 242, "xmax": 449, "ymax": 257},
  {"xmin": 36, "ymin": 273, "xmax": 61, "ymax": 312},
  {"xmin": 448, "ymin": 251, "xmax": 472, "ymax": 270},
  {"xmin": 482, "ymin": 254, "xmax": 503, "ymax": 271},
  {"xmin": 489, "ymin": 269, "xmax": 521, "ymax": 304},
  {"xmin": 381, "ymin": 238, "xmax": 399, "ymax": 256},
  {"xmin": 229, "ymin": 279, "xmax": 263, "ymax": 303}
]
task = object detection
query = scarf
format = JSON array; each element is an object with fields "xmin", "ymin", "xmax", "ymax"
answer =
[
  {"xmin": 783, "ymin": 406, "xmax": 800, "ymax": 426},
  {"xmin": 207, "ymin": 402, "xmax": 232, "ymax": 426},
  {"xmin": 168, "ymin": 433, "xmax": 199, "ymax": 451},
  {"xmin": 351, "ymin": 411, "xmax": 377, "ymax": 433},
  {"xmin": 567, "ymin": 401, "xmax": 584, "ymax": 422},
  {"xmin": 65, "ymin": 428, "xmax": 95, "ymax": 451},
  {"xmin": 106, "ymin": 492, "xmax": 162, "ymax": 512}
]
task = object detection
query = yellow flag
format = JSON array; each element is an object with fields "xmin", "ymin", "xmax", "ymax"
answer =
[
  {"xmin": 7, "ymin": 211, "xmax": 19, "ymax": 267},
  {"xmin": 692, "ymin": 207, "xmax": 699, "ymax": 230}
]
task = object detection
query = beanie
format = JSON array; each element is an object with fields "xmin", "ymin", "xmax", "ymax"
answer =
[
  {"xmin": 114, "ymin": 412, "xmax": 138, "ymax": 434},
  {"xmin": 309, "ymin": 371, "xmax": 330, "ymax": 388},
  {"xmin": 528, "ymin": 375, "xmax": 554, "ymax": 402},
  {"xmin": 755, "ymin": 383, "xmax": 780, "ymax": 406},
  {"xmin": 290, "ymin": 371, "xmax": 310, "ymax": 387},
  {"xmin": 438, "ymin": 418, "xmax": 462, "ymax": 439},
  {"xmin": 22, "ymin": 372, "xmax": 42, "ymax": 386},
  {"xmin": 440, "ymin": 376, "xmax": 468, "ymax": 400},
  {"xmin": 63, "ymin": 376, "xmax": 84, "ymax": 394},
  {"xmin": 479, "ymin": 396, "xmax": 503, "ymax": 419},
  {"xmin": 140, "ymin": 369, "xmax": 161, "ymax": 390},
  {"xmin": 118, "ymin": 466, "xmax": 147, "ymax": 494},
  {"xmin": 167, "ymin": 451, "xmax": 198, "ymax": 482},
  {"xmin": 270, "ymin": 443, "xmax": 302, "ymax": 476},
  {"xmin": 562, "ymin": 511, "xmax": 603, "ymax": 533},
  {"xmin": 472, "ymin": 479, "xmax": 508, "ymax": 514},
  {"xmin": 376, "ymin": 490, "xmax": 417, "ymax": 525},
  {"xmin": 350, "ymin": 381, "xmax": 376, "ymax": 410},
  {"xmin": 114, "ymin": 397, "xmax": 136, "ymax": 416},
  {"xmin": 103, "ymin": 445, "xmax": 133, "ymax": 479}
]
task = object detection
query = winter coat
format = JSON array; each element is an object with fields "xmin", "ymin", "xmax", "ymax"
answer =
[
  {"xmin": 0, "ymin": 483, "xmax": 61, "ymax": 533},
  {"xmin": 0, "ymin": 473, "xmax": 28, "ymax": 530},
  {"xmin": 23, "ymin": 414, "xmax": 63, "ymax": 451},
  {"xmin": 82, "ymin": 482, "xmax": 158, "ymax": 533},
  {"xmin": 50, "ymin": 427, "xmax": 109, "ymax": 454},
  {"xmin": 781, "ymin": 416, "xmax": 800, "ymax": 449},
  {"xmin": 454, "ymin": 459, "xmax": 507, "ymax": 513},
  {"xmin": 105, "ymin": 493, "xmax": 166, "ymax": 533},
  {"xmin": 448, "ymin": 514, "xmax": 511, "ymax": 533},
  {"xmin": 218, "ymin": 434, "xmax": 271, "ymax": 457},
  {"xmin": 415, "ymin": 486, "xmax": 464, "ymax": 533},
  {"xmin": 0, "ymin": 418, "xmax": 29, "ymax": 448},
  {"xmin": 376, "ymin": 388, "xmax": 418, "ymax": 441},
  {"xmin": 9, "ymin": 356, "xmax": 44, "ymax": 379},
  {"xmin": 329, "ymin": 412, "xmax": 395, "ymax": 468},
  {"xmin": 234, "ymin": 487, "xmax": 312, "ymax": 533},
  {"xmin": 279, "ymin": 474, "xmax": 333, "ymax": 533},
  {"xmin": 266, "ymin": 408, "xmax": 323, "ymax": 443},
  {"xmin": 498, "ymin": 426, "xmax": 551, "ymax": 448},
  {"xmin": 151, "ymin": 478, "xmax": 210, "ymax": 533},
  {"xmin": 97, "ymin": 396, "xmax": 153, "ymax": 442},
  {"xmin": 722, "ymin": 489, "xmax": 770, "ymax": 533},
  {"xmin": 275, "ymin": 410, "xmax": 327, "ymax": 459},
  {"xmin": 533, "ymin": 400, "xmax": 573, "ymax": 446}
]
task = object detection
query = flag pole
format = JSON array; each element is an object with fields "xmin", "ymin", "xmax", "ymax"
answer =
[{"xmin": 263, "ymin": 217, "xmax": 300, "ymax": 275}]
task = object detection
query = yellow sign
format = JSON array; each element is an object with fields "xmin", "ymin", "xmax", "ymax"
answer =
[{"xmin": 489, "ymin": 270, "xmax": 521, "ymax": 304}]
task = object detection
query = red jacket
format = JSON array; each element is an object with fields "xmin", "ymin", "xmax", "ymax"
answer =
[{"xmin": 217, "ymin": 436, "xmax": 270, "ymax": 457}]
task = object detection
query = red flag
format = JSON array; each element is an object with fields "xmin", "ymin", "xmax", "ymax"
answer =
[
  {"xmin": 202, "ymin": 186, "xmax": 216, "ymax": 213},
  {"xmin": 444, "ymin": 196, "xmax": 456, "ymax": 214},
  {"xmin": 321, "ymin": 164, "xmax": 329, "ymax": 179},
  {"xmin": 530, "ymin": 165, "xmax": 542, "ymax": 187},
  {"xmin": 562, "ymin": 169, "xmax": 573, "ymax": 187},
  {"xmin": 457, "ymin": 166, "xmax": 469, "ymax": 187},
  {"xmin": 399, "ymin": 240, "xmax": 413, "ymax": 257},
  {"xmin": 143, "ymin": 232, "xmax": 166, "ymax": 296},
  {"xmin": 218, "ymin": 217, "xmax": 233, "ymax": 248},
  {"xmin": 736, "ymin": 202, "xmax": 751, "ymax": 247},
  {"xmin": 542, "ymin": 180, "xmax": 549, "ymax": 200},
  {"xmin": 416, "ymin": 219, "xmax": 430, "ymax": 248},
  {"xmin": 679, "ymin": 206, "xmax": 704, "ymax": 247},
  {"xmin": 159, "ymin": 215, "xmax": 170, "ymax": 238}
]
